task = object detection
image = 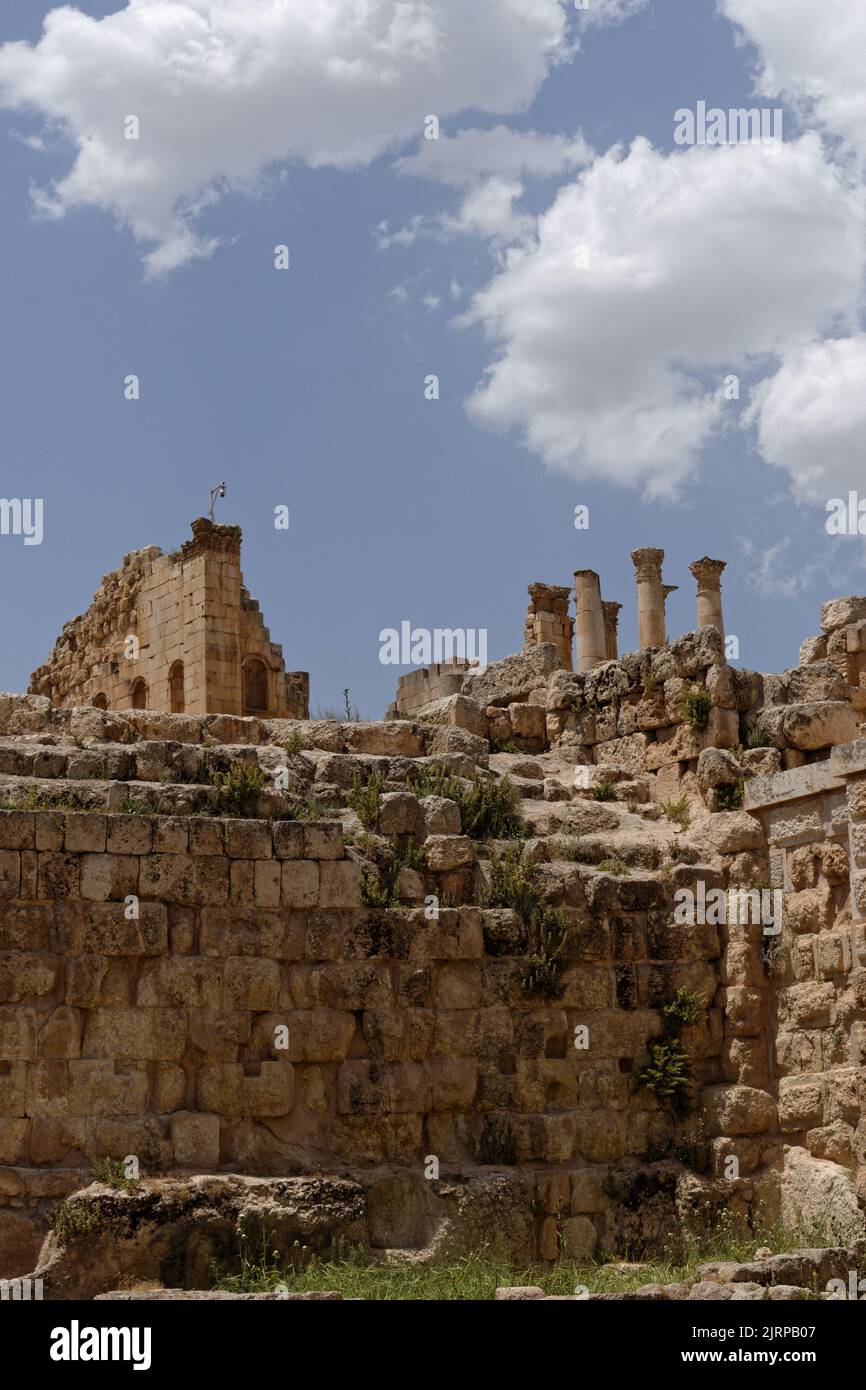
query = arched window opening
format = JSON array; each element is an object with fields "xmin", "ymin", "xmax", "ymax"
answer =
[
  {"xmin": 243, "ymin": 659, "xmax": 269, "ymax": 714},
  {"xmin": 92, "ymin": 692, "xmax": 109, "ymax": 711},
  {"xmin": 131, "ymin": 678, "xmax": 148, "ymax": 710},
  {"xmin": 169, "ymin": 661, "xmax": 185, "ymax": 714}
]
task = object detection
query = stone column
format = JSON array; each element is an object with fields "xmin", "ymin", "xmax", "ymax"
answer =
[
  {"xmin": 602, "ymin": 601, "xmax": 622, "ymax": 662},
  {"xmin": 689, "ymin": 557, "xmax": 726, "ymax": 639},
  {"xmin": 524, "ymin": 583, "xmax": 574, "ymax": 671},
  {"xmin": 631, "ymin": 548, "xmax": 666, "ymax": 650},
  {"xmin": 574, "ymin": 570, "xmax": 606, "ymax": 674},
  {"xmin": 662, "ymin": 585, "xmax": 678, "ymax": 645}
]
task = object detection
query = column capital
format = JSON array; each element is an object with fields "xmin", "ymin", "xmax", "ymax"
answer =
[
  {"xmin": 689, "ymin": 556, "xmax": 726, "ymax": 590},
  {"xmin": 631, "ymin": 547, "xmax": 664, "ymax": 581}
]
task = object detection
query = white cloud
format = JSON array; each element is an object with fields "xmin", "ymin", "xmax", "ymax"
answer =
[
  {"xmin": 463, "ymin": 135, "xmax": 864, "ymax": 498},
  {"xmin": 745, "ymin": 336, "xmax": 866, "ymax": 504},
  {"xmin": 0, "ymin": 0, "xmax": 570, "ymax": 273},
  {"xmin": 721, "ymin": 0, "xmax": 866, "ymax": 163},
  {"xmin": 396, "ymin": 124, "xmax": 591, "ymax": 185}
]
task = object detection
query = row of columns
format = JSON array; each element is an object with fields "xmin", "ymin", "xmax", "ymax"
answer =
[{"xmin": 572, "ymin": 551, "xmax": 726, "ymax": 674}]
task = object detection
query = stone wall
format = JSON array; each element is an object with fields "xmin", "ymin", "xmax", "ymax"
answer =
[
  {"xmin": 0, "ymin": 806, "xmax": 725, "ymax": 1274},
  {"xmin": 29, "ymin": 519, "xmax": 308, "ymax": 720},
  {"xmin": 745, "ymin": 743, "xmax": 866, "ymax": 1209}
]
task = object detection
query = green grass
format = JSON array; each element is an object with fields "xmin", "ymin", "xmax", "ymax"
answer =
[
  {"xmin": 208, "ymin": 764, "xmax": 267, "ymax": 817},
  {"xmin": 347, "ymin": 769, "xmax": 386, "ymax": 827},
  {"xmin": 680, "ymin": 685, "xmax": 713, "ymax": 732},
  {"xmin": 210, "ymin": 1211, "xmax": 840, "ymax": 1299},
  {"xmin": 484, "ymin": 844, "xmax": 541, "ymax": 921}
]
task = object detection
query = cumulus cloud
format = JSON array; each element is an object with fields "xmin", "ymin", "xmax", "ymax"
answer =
[
  {"xmin": 746, "ymin": 336, "xmax": 866, "ymax": 504},
  {"xmin": 463, "ymin": 135, "xmax": 864, "ymax": 498},
  {"xmin": 722, "ymin": 0, "xmax": 866, "ymax": 163},
  {"xmin": 0, "ymin": 0, "xmax": 570, "ymax": 273}
]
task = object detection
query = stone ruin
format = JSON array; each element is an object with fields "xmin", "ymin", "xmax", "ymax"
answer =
[
  {"xmin": 28, "ymin": 517, "xmax": 309, "ymax": 721},
  {"xmin": 3, "ymin": 548, "xmax": 866, "ymax": 1300}
]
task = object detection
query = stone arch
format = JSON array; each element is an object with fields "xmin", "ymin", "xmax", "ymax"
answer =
[
  {"xmin": 131, "ymin": 678, "xmax": 148, "ymax": 710},
  {"xmin": 92, "ymin": 692, "xmax": 109, "ymax": 711},
  {"xmin": 243, "ymin": 658, "xmax": 269, "ymax": 714},
  {"xmin": 169, "ymin": 661, "xmax": 185, "ymax": 714}
]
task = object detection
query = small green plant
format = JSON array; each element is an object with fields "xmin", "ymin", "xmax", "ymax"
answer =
[
  {"xmin": 48, "ymin": 1199, "xmax": 100, "ymax": 1245},
  {"xmin": 490, "ymin": 739, "xmax": 522, "ymax": 754},
  {"xmin": 662, "ymin": 988, "xmax": 705, "ymax": 1032},
  {"xmin": 680, "ymin": 685, "xmax": 713, "ymax": 731},
  {"xmin": 597, "ymin": 857, "xmax": 628, "ymax": 875},
  {"xmin": 283, "ymin": 730, "xmax": 305, "ymax": 757},
  {"xmin": 591, "ymin": 780, "xmax": 616, "ymax": 802},
  {"xmin": 458, "ymin": 776, "xmax": 521, "ymax": 839},
  {"xmin": 393, "ymin": 842, "xmax": 426, "ymax": 873},
  {"xmin": 347, "ymin": 769, "xmax": 386, "ymax": 827},
  {"xmin": 122, "ymin": 793, "xmax": 148, "ymax": 815},
  {"xmin": 635, "ymin": 1037, "xmax": 691, "ymax": 1101},
  {"xmin": 744, "ymin": 718, "xmax": 770, "ymax": 749},
  {"xmin": 661, "ymin": 796, "xmax": 690, "ymax": 829},
  {"xmin": 484, "ymin": 844, "xmax": 541, "ymax": 922},
  {"xmin": 90, "ymin": 1156, "xmax": 140, "ymax": 1192},
  {"xmin": 208, "ymin": 763, "xmax": 267, "ymax": 817},
  {"xmin": 520, "ymin": 906, "xmax": 570, "ymax": 1000},
  {"xmin": 716, "ymin": 780, "xmax": 744, "ymax": 811},
  {"xmin": 359, "ymin": 870, "xmax": 395, "ymax": 908},
  {"xmin": 668, "ymin": 839, "xmax": 699, "ymax": 866}
]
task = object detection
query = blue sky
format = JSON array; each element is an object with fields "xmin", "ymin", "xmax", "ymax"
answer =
[{"xmin": 1, "ymin": 0, "xmax": 865, "ymax": 717}]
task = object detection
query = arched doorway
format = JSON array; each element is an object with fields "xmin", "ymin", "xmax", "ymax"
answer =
[
  {"xmin": 92, "ymin": 692, "xmax": 109, "ymax": 711},
  {"xmin": 131, "ymin": 678, "xmax": 148, "ymax": 710},
  {"xmin": 243, "ymin": 659, "xmax": 269, "ymax": 714},
  {"xmin": 169, "ymin": 661, "xmax": 185, "ymax": 714}
]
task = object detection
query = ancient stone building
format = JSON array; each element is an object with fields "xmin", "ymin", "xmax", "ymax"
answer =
[{"xmin": 28, "ymin": 518, "xmax": 308, "ymax": 719}]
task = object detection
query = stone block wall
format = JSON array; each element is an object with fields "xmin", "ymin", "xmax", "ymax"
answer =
[
  {"xmin": 0, "ymin": 807, "xmax": 726, "ymax": 1272},
  {"xmin": 746, "ymin": 744, "xmax": 866, "ymax": 1206},
  {"xmin": 29, "ymin": 519, "xmax": 308, "ymax": 720}
]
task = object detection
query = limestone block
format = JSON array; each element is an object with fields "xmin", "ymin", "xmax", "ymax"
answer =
[
  {"xmin": 0, "ymin": 850, "xmax": 20, "ymax": 900},
  {"xmin": 197, "ymin": 1062, "xmax": 295, "ymax": 1117},
  {"xmin": 421, "ymin": 795, "xmax": 461, "ymax": 836},
  {"xmin": 302, "ymin": 823, "xmax": 344, "ymax": 860},
  {"xmin": 0, "ymin": 811, "xmax": 35, "ymax": 850},
  {"xmin": 704, "ymin": 812, "xmax": 764, "ymax": 854},
  {"xmin": 201, "ymin": 907, "xmax": 305, "ymax": 959},
  {"xmin": 139, "ymin": 854, "xmax": 228, "ymax": 905},
  {"xmin": 151, "ymin": 818, "xmax": 189, "ymax": 854},
  {"xmin": 783, "ymin": 981, "xmax": 835, "ymax": 1028},
  {"xmin": 821, "ymin": 596, "xmax": 866, "ymax": 632},
  {"xmin": 223, "ymin": 958, "xmax": 281, "ymax": 1011},
  {"xmin": 105, "ymin": 815, "xmax": 153, "ymax": 855},
  {"xmin": 377, "ymin": 792, "xmax": 424, "ymax": 838},
  {"xmin": 273, "ymin": 821, "xmax": 304, "ymax": 859},
  {"xmin": 782, "ymin": 702, "xmax": 860, "ymax": 751},
  {"xmin": 37, "ymin": 853, "xmax": 80, "ymax": 899},
  {"xmin": 188, "ymin": 819, "xmax": 225, "ymax": 856},
  {"xmin": 507, "ymin": 704, "xmax": 546, "ymax": 741},
  {"xmin": 560, "ymin": 1216, "xmax": 598, "ymax": 1258},
  {"xmin": 79, "ymin": 854, "xmax": 139, "ymax": 902},
  {"xmin": 414, "ymin": 694, "xmax": 488, "ymax": 739},
  {"xmin": 224, "ymin": 821, "xmax": 271, "ymax": 859},
  {"xmin": 82, "ymin": 1008, "xmax": 187, "ymax": 1061},
  {"xmin": 38, "ymin": 1006, "xmax": 81, "ymax": 1058},
  {"xmin": 701, "ymin": 1084, "xmax": 776, "ymax": 1136},
  {"xmin": 64, "ymin": 815, "xmax": 107, "ymax": 854},
  {"xmin": 0, "ymin": 1007, "xmax": 38, "ymax": 1059},
  {"xmin": 319, "ymin": 861, "xmax": 361, "ymax": 909},
  {"xmin": 345, "ymin": 722, "xmax": 425, "ymax": 757},
  {"xmin": 67, "ymin": 1059, "xmax": 148, "ymax": 1116},
  {"xmin": 425, "ymin": 835, "xmax": 475, "ymax": 871},
  {"xmin": 34, "ymin": 815, "xmax": 64, "ymax": 852},
  {"xmin": 170, "ymin": 1112, "xmax": 221, "ymax": 1168},
  {"xmin": 434, "ymin": 962, "xmax": 482, "ymax": 1009}
]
